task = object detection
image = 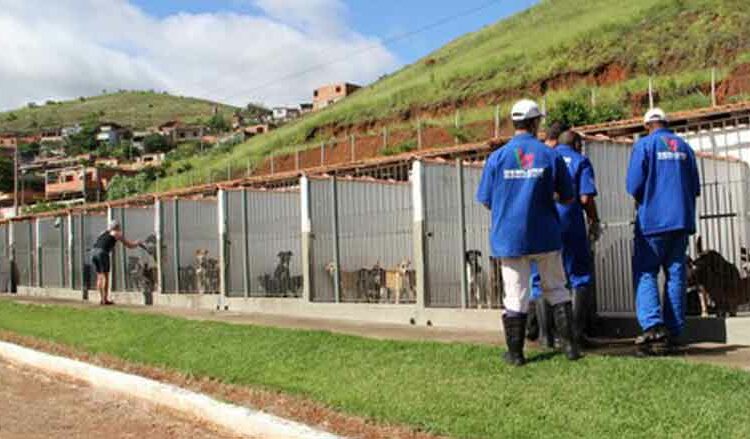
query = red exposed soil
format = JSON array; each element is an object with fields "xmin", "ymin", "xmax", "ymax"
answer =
[
  {"xmin": 0, "ymin": 331, "xmax": 447, "ymax": 439},
  {"xmin": 254, "ymin": 120, "xmax": 501, "ymax": 176},
  {"xmin": 717, "ymin": 63, "xmax": 750, "ymax": 103}
]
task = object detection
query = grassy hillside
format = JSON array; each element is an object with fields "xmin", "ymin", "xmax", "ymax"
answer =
[
  {"xmin": 0, "ymin": 91, "xmax": 265, "ymax": 133},
  {"xmin": 152, "ymin": 0, "xmax": 749, "ymax": 189}
]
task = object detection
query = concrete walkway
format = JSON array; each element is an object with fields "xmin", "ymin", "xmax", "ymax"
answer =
[{"xmin": 2, "ymin": 295, "xmax": 749, "ymax": 371}]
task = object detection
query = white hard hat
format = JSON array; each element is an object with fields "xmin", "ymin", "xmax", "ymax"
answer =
[
  {"xmin": 107, "ymin": 219, "xmax": 121, "ymax": 231},
  {"xmin": 511, "ymin": 99, "xmax": 543, "ymax": 121},
  {"xmin": 644, "ymin": 108, "xmax": 668, "ymax": 124}
]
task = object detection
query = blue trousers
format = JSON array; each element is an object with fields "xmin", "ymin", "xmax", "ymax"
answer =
[{"xmin": 633, "ymin": 229, "xmax": 689, "ymax": 336}]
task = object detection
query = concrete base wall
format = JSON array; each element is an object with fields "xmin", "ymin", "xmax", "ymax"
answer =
[{"xmin": 11, "ymin": 287, "xmax": 749, "ymax": 344}]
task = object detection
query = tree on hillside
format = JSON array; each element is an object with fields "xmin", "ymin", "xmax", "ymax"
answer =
[
  {"xmin": 18, "ymin": 142, "xmax": 41, "ymax": 161},
  {"xmin": 0, "ymin": 156, "xmax": 14, "ymax": 193},
  {"xmin": 106, "ymin": 172, "xmax": 151, "ymax": 201},
  {"xmin": 143, "ymin": 134, "xmax": 170, "ymax": 153},
  {"xmin": 65, "ymin": 112, "xmax": 100, "ymax": 154},
  {"xmin": 208, "ymin": 113, "xmax": 230, "ymax": 133}
]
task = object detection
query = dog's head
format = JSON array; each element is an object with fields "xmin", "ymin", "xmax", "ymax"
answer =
[
  {"xmin": 278, "ymin": 251, "xmax": 293, "ymax": 264},
  {"xmin": 398, "ymin": 258, "xmax": 412, "ymax": 273},
  {"xmin": 325, "ymin": 261, "xmax": 337, "ymax": 274},
  {"xmin": 466, "ymin": 250, "xmax": 482, "ymax": 264},
  {"xmin": 195, "ymin": 249, "xmax": 209, "ymax": 263}
]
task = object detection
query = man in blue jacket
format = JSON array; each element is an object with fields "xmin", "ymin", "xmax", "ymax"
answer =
[
  {"xmin": 626, "ymin": 108, "xmax": 700, "ymax": 353},
  {"xmin": 477, "ymin": 99, "xmax": 581, "ymax": 366}
]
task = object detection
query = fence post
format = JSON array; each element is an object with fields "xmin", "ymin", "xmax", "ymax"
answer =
[
  {"xmin": 350, "ymin": 135, "xmax": 356, "ymax": 162},
  {"xmin": 417, "ymin": 119, "xmax": 423, "ymax": 149},
  {"xmin": 295, "ymin": 147, "xmax": 300, "ymax": 171},
  {"xmin": 217, "ymin": 188, "xmax": 228, "ymax": 310},
  {"xmin": 454, "ymin": 110, "xmax": 460, "ymax": 145},
  {"xmin": 411, "ymin": 160, "xmax": 427, "ymax": 311},
  {"xmin": 300, "ymin": 175, "xmax": 313, "ymax": 302},
  {"xmin": 173, "ymin": 199, "xmax": 181, "ymax": 294},
  {"xmin": 119, "ymin": 208, "xmax": 127, "ymax": 292},
  {"xmin": 320, "ymin": 142, "xmax": 325, "ymax": 166},
  {"xmin": 80, "ymin": 213, "xmax": 87, "ymax": 300},
  {"xmin": 383, "ymin": 127, "xmax": 388, "ymax": 151},
  {"xmin": 154, "ymin": 199, "xmax": 164, "ymax": 295},
  {"xmin": 8, "ymin": 221, "xmax": 15, "ymax": 293},
  {"xmin": 35, "ymin": 218, "xmax": 41, "ymax": 288},
  {"xmin": 457, "ymin": 159, "xmax": 468, "ymax": 309},
  {"xmin": 711, "ymin": 67, "xmax": 717, "ymax": 107},
  {"xmin": 242, "ymin": 189, "xmax": 250, "ymax": 298},
  {"xmin": 648, "ymin": 77, "xmax": 654, "ymax": 109},
  {"xmin": 330, "ymin": 174, "xmax": 341, "ymax": 303},
  {"xmin": 591, "ymin": 88, "xmax": 597, "ymax": 108},
  {"xmin": 60, "ymin": 215, "xmax": 66, "ymax": 289},
  {"xmin": 494, "ymin": 105, "xmax": 500, "ymax": 139},
  {"xmin": 67, "ymin": 213, "xmax": 74, "ymax": 290},
  {"xmin": 270, "ymin": 154, "xmax": 275, "ymax": 175},
  {"xmin": 106, "ymin": 206, "xmax": 114, "ymax": 292}
]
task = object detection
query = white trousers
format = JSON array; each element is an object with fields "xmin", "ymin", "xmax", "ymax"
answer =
[{"xmin": 501, "ymin": 251, "xmax": 570, "ymax": 314}]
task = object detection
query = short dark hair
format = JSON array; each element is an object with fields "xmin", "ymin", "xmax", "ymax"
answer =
[
  {"xmin": 546, "ymin": 121, "xmax": 569, "ymax": 143},
  {"xmin": 558, "ymin": 130, "xmax": 582, "ymax": 148},
  {"xmin": 513, "ymin": 117, "xmax": 541, "ymax": 132}
]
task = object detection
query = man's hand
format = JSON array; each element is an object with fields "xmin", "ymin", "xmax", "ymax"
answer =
[{"xmin": 588, "ymin": 219, "xmax": 603, "ymax": 243}]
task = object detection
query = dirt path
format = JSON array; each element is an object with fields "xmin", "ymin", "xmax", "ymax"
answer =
[{"xmin": 0, "ymin": 359, "xmax": 244, "ymax": 439}]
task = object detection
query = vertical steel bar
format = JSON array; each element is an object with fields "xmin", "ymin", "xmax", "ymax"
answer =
[
  {"xmin": 218, "ymin": 189, "xmax": 227, "ymax": 309},
  {"xmin": 106, "ymin": 207, "xmax": 114, "ymax": 292},
  {"xmin": 119, "ymin": 208, "xmax": 127, "ymax": 291},
  {"xmin": 67, "ymin": 213, "xmax": 74, "ymax": 290},
  {"xmin": 350, "ymin": 135, "xmax": 356, "ymax": 162},
  {"xmin": 173, "ymin": 199, "xmax": 181, "ymax": 294},
  {"xmin": 295, "ymin": 147, "xmax": 300, "ymax": 171},
  {"xmin": 457, "ymin": 159, "xmax": 468, "ymax": 309},
  {"xmin": 35, "ymin": 218, "xmax": 41, "ymax": 287},
  {"xmin": 330, "ymin": 175, "xmax": 341, "ymax": 303},
  {"xmin": 242, "ymin": 189, "xmax": 250, "ymax": 298},
  {"xmin": 417, "ymin": 119, "xmax": 423, "ymax": 150},
  {"xmin": 154, "ymin": 199, "xmax": 164, "ymax": 295},
  {"xmin": 60, "ymin": 215, "xmax": 66, "ymax": 288},
  {"xmin": 300, "ymin": 175, "xmax": 313, "ymax": 302},
  {"xmin": 80, "ymin": 213, "xmax": 87, "ymax": 300}
]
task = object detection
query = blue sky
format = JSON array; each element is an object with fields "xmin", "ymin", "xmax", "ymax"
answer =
[
  {"xmin": 131, "ymin": 0, "xmax": 538, "ymax": 66},
  {"xmin": 1, "ymin": 0, "xmax": 538, "ymax": 110}
]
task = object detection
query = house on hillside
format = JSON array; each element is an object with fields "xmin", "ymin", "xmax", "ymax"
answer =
[
  {"xmin": 313, "ymin": 83, "xmax": 361, "ymax": 111},
  {"xmin": 96, "ymin": 123, "xmax": 129, "ymax": 147},
  {"xmin": 272, "ymin": 107, "xmax": 301, "ymax": 123},
  {"xmin": 0, "ymin": 133, "xmax": 18, "ymax": 149},
  {"xmin": 158, "ymin": 121, "xmax": 205, "ymax": 144},
  {"xmin": 242, "ymin": 123, "xmax": 273, "ymax": 140},
  {"xmin": 40, "ymin": 128, "xmax": 64, "ymax": 144},
  {"xmin": 61, "ymin": 124, "xmax": 82, "ymax": 138},
  {"xmin": 0, "ymin": 188, "xmax": 45, "ymax": 219},
  {"xmin": 45, "ymin": 165, "xmax": 135, "ymax": 202},
  {"xmin": 299, "ymin": 103, "xmax": 314, "ymax": 114}
]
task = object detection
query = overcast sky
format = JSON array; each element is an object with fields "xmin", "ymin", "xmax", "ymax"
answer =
[{"xmin": 0, "ymin": 0, "xmax": 536, "ymax": 111}]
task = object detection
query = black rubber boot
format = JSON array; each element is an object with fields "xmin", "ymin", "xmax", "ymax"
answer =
[
  {"xmin": 552, "ymin": 301, "xmax": 582, "ymax": 361},
  {"xmin": 502, "ymin": 314, "xmax": 527, "ymax": 366},
  {"xmin": 526, "ymin": 301, "xmax": 539, "ymax": 341},
  {"xmin": 536, "ymin": 299, "xmax": 555, "ymax": 349},
  {"xmin": 572, "ymin": 287, "xmax": 589, "ymax": 347}
]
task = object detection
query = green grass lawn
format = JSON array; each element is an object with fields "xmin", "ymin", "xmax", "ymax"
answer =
[{"xmin": 0, "ymin": 300, "xmax": 748, "ymax": 438}]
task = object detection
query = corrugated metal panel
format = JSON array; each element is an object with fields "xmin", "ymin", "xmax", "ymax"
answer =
[
  {"xmin": 161, "ymin": 201, "xmax": 176, "ymax": 294},
  {"xmin": 336, "ymin": 179, "xmax": 413, "ymax": 303},
  {"xmin": 247, "ymin": 190, "xmax": 302, "ymax": 298},
  {"xmin": 423, "ymin": 163, "xmax": 463, "ymax": 307},
  {"xmin": 177, "ymin": 199, "xmax": 219, "ymax": 294},
  {"xmin": 12, "ymin": 220, "xmax": 34, "ymax": 287},
  {"xmin": 226, "ymin": 190, "xmax": 246, "ymax": 297},
  {"xmin": 309, "ymin": 179, "xmax": 336, "ymax": 302},
  {"xmin": 38, "ymin": 217, "xmax": 64, "ymax": 288},
  {"xmin": 110, "ymin": 206, "xmax": 155, "ymax": 292}
]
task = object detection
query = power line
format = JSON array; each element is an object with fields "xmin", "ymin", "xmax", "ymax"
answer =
[{"xmin": 207, "ymin": 0, "xmax": 504, "ymax": 104}]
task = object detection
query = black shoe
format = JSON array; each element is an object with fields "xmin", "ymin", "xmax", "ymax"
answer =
[
  {"xmin": 634, "ymin": 325, "xmax": 668, "ymax": 346},
  {"xmin": 552, "ymin": 301, "xmax": 582, "ymax": 361},
  {"xmin": 502, "ymin": 314, "xmax": 527, "ymax": 367}
]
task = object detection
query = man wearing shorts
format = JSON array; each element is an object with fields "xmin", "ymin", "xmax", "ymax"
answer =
[{"xmin": 91, "ymin": 220, "xmax": 140, "ymax": 305}]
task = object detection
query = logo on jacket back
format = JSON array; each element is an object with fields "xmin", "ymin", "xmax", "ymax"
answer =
[
  {"xmin": 504, "ymin": 148, "xmax": 544, "ymax": 179},
  {"xmin": 657, "ymin": 136, "xmax": 687, "ymax": 161}
]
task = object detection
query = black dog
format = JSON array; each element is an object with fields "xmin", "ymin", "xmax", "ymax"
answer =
[{"xmin": 687, "ymin": 237, "xmax": 750, "ymax": 317}]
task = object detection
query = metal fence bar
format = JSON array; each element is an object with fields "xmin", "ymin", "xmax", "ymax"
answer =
[
  {"xmin": 411, "ymin": 160, "xmax": 426, "ymax": 310},
  {"xmin": 330, "ymin": 175, "xmax": 341, "ymax": 303},
  {"xmin": 80, "ymin": 213, "xmax": 87, "ymax": 300},
  {"xmin": 456, "ymin": 159, "xmax": 468, "ymax": 309},
  {"xmin": 35, "ymin": 218, "xmax": 41, "ymax": 288},
  {"xmin": 172, "ymin": 199, "xmax": 180, "ymax": 294},
  {"xmin": 218, "ymin": 189, "xmax": 228, "ymax": 308},
  {"xmin": 242, "ymin": 189, "xmax": 250, "ymax": 298},
  {"xmin": 300, "ymin": 175, "xmax": 313, "ymax": 302}
]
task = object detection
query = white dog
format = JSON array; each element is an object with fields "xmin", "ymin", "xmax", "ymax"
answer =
[{"xmin": 466, "ymin": 250, "xmax": 489, "ymax": 308}]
